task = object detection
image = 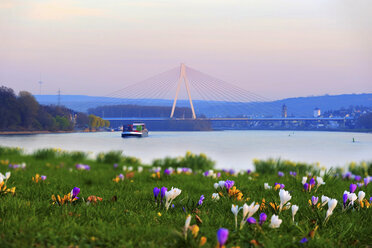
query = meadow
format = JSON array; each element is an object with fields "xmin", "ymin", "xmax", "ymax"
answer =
[{"xmin": 0, "ymin": 146, "xmax": 371, "ymax": 247}]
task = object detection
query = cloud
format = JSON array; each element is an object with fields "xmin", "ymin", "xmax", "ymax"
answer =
[{"xmin": 26, "ymin": 0, "xmax": 107, "ymax": 21}]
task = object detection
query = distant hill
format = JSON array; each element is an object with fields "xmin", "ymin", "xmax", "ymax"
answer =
[{"xmin": 34, "ymin": 93, "xmax": 372, "ymax": 118}]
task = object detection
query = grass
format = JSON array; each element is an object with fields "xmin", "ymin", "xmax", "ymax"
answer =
[{"xmin": 0, "ymin": 147, "xmax": 371, "ymax": 247}]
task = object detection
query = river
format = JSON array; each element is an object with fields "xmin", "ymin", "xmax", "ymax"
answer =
[{"xmin": 0, "ymin": 131, "xmax": 371, "ymax": 170}]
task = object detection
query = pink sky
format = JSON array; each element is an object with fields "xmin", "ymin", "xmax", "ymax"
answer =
[{"xmin": 1, "ymin": 0, "xmax": 371, "ymax": 100}]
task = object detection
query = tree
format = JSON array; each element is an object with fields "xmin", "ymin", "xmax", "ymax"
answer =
[
  {"xmin": 356, "ymin": 113, "xmax": 372, "ymax": 129},
  {"xmin": 17, "ymin": 91, "xmax": 39, "ymax": 129},
  {"xmin": 0, "ymin": 86, "xmax": 21, "ymax": 130}
]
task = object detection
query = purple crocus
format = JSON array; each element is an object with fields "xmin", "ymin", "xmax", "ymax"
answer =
[
  {"xmin": 204, "ymin": 171, "xmax": 209, "ymax": 177},
  {"xmin": 217, "ymin": 228, "xmax": 229, "ymax": 247},
  {"xmin": 216, "ymin": 172, "xmax": 221, "ymax": 178},
  {"xmin": 229, "ymin": 169, "xmax": 235, "ymax": 175},
  {"xmin": 153, "ymin": 187, "xmax": 160, "ymax": 200},
  {"xmin": 309, "ymin": 178, "xmax": 315, "ymax": 187},
  {"xmin": 247, "ymin": 169, "xmax": 251, "ymax": 174},
  {"xmin": 350, "ymin": 184, "xmax": 357, "ymax": 193},
  {"xmin": 304, "ymin": 183, "xmax": 309, "ymax": 191},
  {"xmin": 160, "ymin": 187, "xmax": 167, "ymax": 201},
  {"xmin": 259, "ymin": 213, "xmax": 267, "ymax": 225},
  {"xmin": 354, "ymin": 175, "xmax": 361, "ymax": 181},
  {"xmin": 113, "ymin": 163, "xmax": 118, "ymax": 169},
  {"xmin": 198, "ymin": 195, "xmax": 205, "ymax": 206},
  {"xmin": 370, "ymin": 197, "xmax": 372, "ymax": 203},
  {"xmin": 311, "ymin": 196, "xmax": 319, "ymax": 205},
  {"xmin": 278, "ymin": 171, "xmax": 284, "ymax": 177},
  {"xmin": 247, "ymin": 217, "xmax": 256, "ymax": 224},
  {"xmin": 343, "ymin": 172, "xmax": 352, "ymax": 179},
  {"xmin": 289, "ymin": 171, "xmax": 297, "ymax": 177},
  {"xmin": 71, "ymin": 187, "xmax": 80, "ymax": 199},
  {"xmin": 224, "ymin": 180, "xmax": 234, "ymax": 190},
  {"xmin": 343, "ymin": 193, "xmax": 348, "ymax": 207},
  {"xmin": 119, "ymin": 174, "xmax": 124, "ymax": 180},
  {"xmin": 300, "ymin": 237, "xmax": 308, "ymax": 243},
  {"xmin": 41, "ymin": 175, "xmax": 47, "ymax": 180},
  {"xmin": 364, "ymin": 178, "xmax": 369, "ymax": 186},
  {"xmin": 164, "ymin": 169, "xmax": 171, "ymax": 175}
]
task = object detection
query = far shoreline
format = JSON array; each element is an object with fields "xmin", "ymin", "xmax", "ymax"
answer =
[{"xmin": 0, "ymin": 128, "xmax": 371, "ymax": 135}]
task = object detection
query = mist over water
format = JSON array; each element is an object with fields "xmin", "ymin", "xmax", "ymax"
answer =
[{"xmin": 1, "ymin": 131, "xmax": 371, "ymax": 170}]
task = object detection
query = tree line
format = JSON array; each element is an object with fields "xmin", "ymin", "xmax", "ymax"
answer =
[{"xmin": 0, "ymin": 86, "xmax": 109, "ymax": 131}]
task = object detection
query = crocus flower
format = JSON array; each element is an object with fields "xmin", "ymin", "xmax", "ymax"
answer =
[
  {"xmin": 247, "ymin": 217, "xmax": 256, "ymax": 224},
  {"xmin": 343, "ymin": 193, "xmax": 348, "ymax": 208},
  {"xmin": 350, "ymin": 184, "xmax": 357, "ymax": 193},
  {"xmin": 164, "ymin": 187, "xmax": 182, "ymax": 210},
  {"xmin": 214, "ymin": 183, "xmax": 219, "ymax": 190},
  {"xmin": 316, "ymin": 177, "xmax": 325, "ymax": 188},
  {"xmin": 184, "ymin": 214, "xmax": 191, "ymax": 238},
  {"xmin": 348, "ymin": 193, "xmax": 357, "ymax": 205},
  {"xmin": 217, "ymin": 228, "xmax": 229, "ymax": 247},
  {"xmin": 370, "ymin": 197, "xmax": 372, "ymax": 203},
  {"xmin": 153, "ymin": 187, "xmax": 160, "ymax": 200},
  {"xmin": 216, "ymin": 172, "xmax": 221, "ymax": 178},
  {"xmin": 292, "ymin": 205, "xmax": 299, "ymax": 222},
  {"xmin": 198, "ymin": 195, "xmax": 205, "ymax": 206},
  {"xmin": 321, "ymin": 195, "xmax": 329, "ymax": 207},
  {"xmin": 358, "ymin": 191, "xmax": 365, "ymax": 203},
  {"xmin": 164, "ymin": 169, "xmax": 171, "ymax": 175},
  {"xmin": 218, "ymin": 181, "xmax": 226, "ymax": 189},
  {"xmin": 224, "ymin": 180, "xmax": 234, "ymax": 190},
  {"xmin": 259, "ymin": 213, "xmax": 267, "ymax": 225},
  {"xmin": 231, "ymin": 204, "xmax": 240, "ymax": 229},
  {"xmin": 302, "ymin": 177, "xmax": 307, "ymax": 185},
  {"xmin": 354, "ymin": 175, "xmax": 361, "ymax": 181},
  {"xmin": 119, "ymin": 174, "xmax": 124, "ymax": 180},
  {"xmin": 212, "ymin": 193, "xmax": 220, "ymax": 201},
  {"xmin": 325, "ymin": 199, "xmax": 338, "ymax": 222},
  {"xmin": 311, "ymin": 196, "xmax": 319, "ymax": 206},
  {"xmin": 264, "ymin": 183, "xmax": 272, "ymax": 190},
  {"xmin": 240, "ymin": 202, "xmax": 259, "ymax": 229},
  {"xmin": 247, "ymin": 169, "xmax": 251, "ymax": 174},
  {"xmin": 278, "ymin": 171, "xmax": 284, "ymax": 177},
  {"xmin": 279, "ymin": 189, "xmax": 292, "ymax": 211},
  {"xmin": 309, "ymin": 178, "xmax": 315, "ymax": 188},
  {"xmin": 300, "ymin": 237, "xmax": 308, "ymax": 243},
  {"xmin": 364, "ymin": 178, "xmax": 369, "ymax": 186},
  {"xmin": 269, "ymin": 214, "xmax": 282, "ymax": 228},
  {"xmin": 41, "ymin": 175, "xmax": 47, "ymax": 180},
  {"xmin": 113, "ymin": 163, "xmax": 118, "ymax": 169},
  {"xmin": 289, "ymin": 171, "xmax": 297, "ymax": 177},
  {"xmin": 71, "ymin": 187, "xmax": 80, "ymax": 199},
  {"xmin": 304, "ymin": 183, "xmax": 309, "ymax": 191},
  {"xmin": 160, "ymin": 187, "xmax": 167, "ymax": 201}
]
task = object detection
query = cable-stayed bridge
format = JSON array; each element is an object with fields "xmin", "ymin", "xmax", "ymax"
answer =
[{"xmin": 68, "ymin": 63, "xmax": 350, "ymax": 125}]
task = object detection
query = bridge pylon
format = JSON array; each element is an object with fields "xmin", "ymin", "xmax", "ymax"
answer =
[{"xmin": 170, "ymin": 63, "xmax": 196, "ymax": 119}]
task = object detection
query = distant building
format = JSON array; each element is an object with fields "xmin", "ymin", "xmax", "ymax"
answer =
[
  {"xmin": 282, "ymin": 104, "xmax": 287, "ymax": 118},
  {"xmin": 314, "ymin": 108, "xmax": 321, "ymax": 118}
]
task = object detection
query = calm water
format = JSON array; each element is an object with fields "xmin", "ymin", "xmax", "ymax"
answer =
[{"xmin": 0, "ymin": 131, "xmax": 371, "ymax": 170}]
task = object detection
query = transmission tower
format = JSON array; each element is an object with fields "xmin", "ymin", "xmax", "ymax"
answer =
[{"xmin": 170, "ymin": 63, "xmax": 196, "ymax": 119}]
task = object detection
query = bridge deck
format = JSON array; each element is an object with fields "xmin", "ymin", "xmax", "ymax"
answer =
[{"xmin": 103, "ymin": 117, "xmax": 349, "ymax": 121}]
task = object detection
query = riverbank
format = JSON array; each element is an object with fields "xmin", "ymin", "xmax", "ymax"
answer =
[
  {"xmin": 0, "ymin": 130, "xmax": 107, "ymax": 135},
  {"xmin": 0, "ymin": 147, "xmax": 371, "ymax": 247}
]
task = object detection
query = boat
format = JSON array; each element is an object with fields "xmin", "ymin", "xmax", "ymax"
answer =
[{"xmin": 121, "ymin": 123, "xmax": 149, "ymax": 138}]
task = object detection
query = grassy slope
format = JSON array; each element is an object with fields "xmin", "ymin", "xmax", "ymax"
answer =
[{"xmin": 0, "ymin": 149, "xmax": 371, "ymax": 247}]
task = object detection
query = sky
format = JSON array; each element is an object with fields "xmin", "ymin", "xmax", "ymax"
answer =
[{"xmin": 1, "ymin": 0, "xmax": 371, "ymax": 100}]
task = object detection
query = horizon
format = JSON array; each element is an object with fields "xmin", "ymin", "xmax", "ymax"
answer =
[{"xmin": 1, "ymin": 0, "xmax": 372, "ymax": 100}]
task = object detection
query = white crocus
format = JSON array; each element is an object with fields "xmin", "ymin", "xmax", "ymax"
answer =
[
  {"xmin": 358, "ymin": 191, "xmax": 365, "ymax": 203},
  {"xmin": 264, "ymin": 183, "xmax": 272, "ymax": 190},
  {"xmin": 325, "ymin": 199, "xmax": 338, "ymax": 222},
  {"xmin": 316, "ymin": 177, "xmax": 325, "ymax": 188},
  {"xmin": 247, "ymin": 202, "xmax": 259, "ymax": 218},
  {"xmin": 321, "ymin": 195, "xmax": 329, "ymax": 207},
  {"xmin": 269, "ymin": 214, "xmax": 282, "ymax": 228},
  {"xmin": 184, "ymin": 214, "xmax": 191, "ymax": 238},
  {"xmin": 164, "ymin": 187, "xmax": 182, "ymax": 210},
  {"xmin": 0, "ymin": 175, "xmax": 3, "ymax": 184},
  {"xmin": 5, "ymin": 172, "xmax": 11, "ymax": 180},
  {"xmin": 218, "ymin": 180, "xmax": 226, "ymax": 189},
  {"xmin": 291, "ymin": 205, "xmax": 299, "ymax": 222},
  {"xmin": 302, "ymin": 177, "xmax": 307, "ymax": 185},
  {"xmin": 212, "ymin": 193, "xmax": 220, "ymax": 201},
  {"xmin": 348, "ymin": 193, "xmax": 357, "ymax": 206},
  {"xmin": 138, "ymin": 166, "xmax": 143, "ymax": 173},
  {"xmin": 279, "ymin": 189, "xmax": 292, "ymax": 211},
  {"xmin": 214, "ymin": 183, "xmax": 219, "ymax": 190},
  {"xmin": 231, "ymin": 204, "xmax": 240, "ymax": 230}
]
